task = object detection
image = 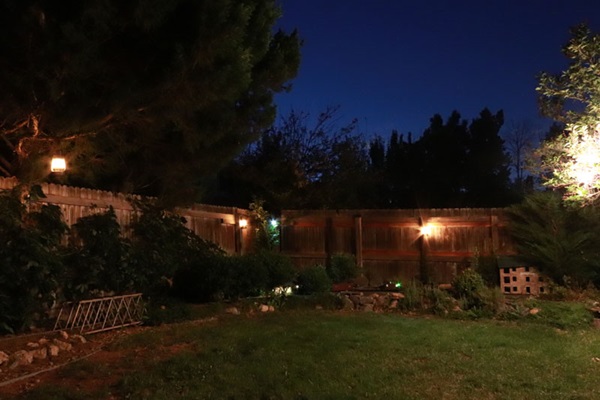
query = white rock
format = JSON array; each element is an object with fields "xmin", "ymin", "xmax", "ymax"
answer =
[
  {"xmin": 48, "ymin": 345, "xmax": 60, "ymax": 357},
  {"xmin": 389, "ymin": 300, "xmax": 399, "ymax": 309},
  {"xmin": 225, "ymin": 307, "xmax": 241, "ymax": 315},
  {"xmin": 30, "ymin": 347, "xmax": 47, "ymax": 360},
  {"xmin": 53, "ymin": 339, "xmax": 73, "ymax": 352},
  {"xmin": 259, "ymin": 304, "xmax": 270, "ymax": 313},
  {"xmin": 27, "ymin": 342, "xmax": 40, "ymax": 348},
  {"xmin": 72, "ymin": 334, "xmax": 87, "ymax": 344},
  {"xmin": 0, "ymin": 351, "xmax": 9, "ymax": 365},
  {"xmin": 268, "ymin": 305, "xmax": 275, "ymax": 312},
  {"xmin": 10, "ymin": 350, "xmax": 33, "ymax": 368}
]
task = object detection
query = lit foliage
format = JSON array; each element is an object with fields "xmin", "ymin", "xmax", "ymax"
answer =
[
  {"xmin": 536, "ymin": 24, "xmax": 600, "ymax": 205},
  {"xmin": 537, "ymin": 124, "xmax": 600, "ymax": 204}
]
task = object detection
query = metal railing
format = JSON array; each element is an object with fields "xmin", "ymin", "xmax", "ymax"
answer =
[{"xmin": 53, "ymin": 293, "xmax": 145, "ymax": 334}]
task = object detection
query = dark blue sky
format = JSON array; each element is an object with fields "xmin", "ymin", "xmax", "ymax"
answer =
[{"xmin": 274, "ymin": 1, "xmax": 600, "ymax": 138}]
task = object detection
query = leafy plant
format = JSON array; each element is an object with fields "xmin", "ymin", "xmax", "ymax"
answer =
[
  {"xmin": 295, "ymin": 265, "xmax": 332, "ymax": 295},
  {"xmin": 452, "ymin": 269, "xmax": 486, "ymax": 310},
  {"xmin": 326, "ymin": 253, "xmax": 358, "ymax": 283},
  {"xmin": 65, "ymin": 207, "xmax": 132, "ymax": 297},
  {"xmin": 506, "ymin": 192, "xmax": 600, "ymax": 286},
  {"xmin": 0, "ymin": 186, "xmax": 68, "ymax": 333}
]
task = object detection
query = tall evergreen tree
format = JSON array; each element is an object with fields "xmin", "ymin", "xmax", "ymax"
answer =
[{"xmin": 0, "ymin": 0, "xmax": 300, "ymax": 204}]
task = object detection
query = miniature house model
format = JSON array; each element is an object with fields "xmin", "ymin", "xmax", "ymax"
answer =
[{"xmin": 500, "ymin": 266, "xmax": 548, "ymax": 295}]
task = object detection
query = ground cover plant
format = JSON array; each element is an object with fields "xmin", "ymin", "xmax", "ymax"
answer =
[{"xmin": 15, "ymin": 309, "xmax": 600, "ymax": 400}]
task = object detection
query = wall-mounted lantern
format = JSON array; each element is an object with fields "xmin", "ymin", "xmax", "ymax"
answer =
[
  {"xmin": 50, "ymin": 156, "xmax": 67, "ymax": 173},
  {"xmin": 239, "ymin": 218, "xmax": 248, "ymax": 229},
  {"xmin": 419, "ymin": 224, "xmax": 433, "ymax": 237}
]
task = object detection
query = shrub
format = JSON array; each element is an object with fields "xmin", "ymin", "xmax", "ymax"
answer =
[
  {"xmin": 171, "ymin": 252, "xmax": 230, "ymax": 303},
  {"xmin": 424, "ymin": 286, "xmax": 455, "ymax": 315},
  {"xmin": 326, "ymin": 253, "xmax": 358, "ymax": 283},
  {"xmin": 65, "ymin": 207, "xmax": 132, "ymax": 297},
  {"xmin": 401, "ymin": 280, "xmax": 424, "ymax": 311},
  {"xmin": 249, "ymin": 250, "xmax": 296, "ymax": 290},
  {"xmin": 0, "ymin": 187, "xmax": 68, "ymax": 333},
  {"xmin": 295, "ymin": 265, "xmax": 332, "ymax": 295},
  {"xmin": 452, "ymin": 269, "xmax": 486, "ymax": 310},
  {"xmin": 129, "ymin": 201, "xmax": 224, "ymax": 295}
]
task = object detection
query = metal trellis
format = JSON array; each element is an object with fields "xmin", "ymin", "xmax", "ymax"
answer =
[{"xmin": 53, "ymin": 293, "xmax": 145, "ymax": 334}]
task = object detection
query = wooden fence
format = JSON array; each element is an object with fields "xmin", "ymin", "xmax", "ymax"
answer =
[
  {"xmin": 281, "ymin": 208, "xmax": 516, "ymax": 285},
  {"xmin": 0, "ymin": 177, "xmax": 252, "ymax": 254}
]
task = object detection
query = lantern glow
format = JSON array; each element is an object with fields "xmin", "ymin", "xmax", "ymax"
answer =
[
  {"xmin": 50, "ymin": 156, "xmax": 67, "ymax": 173},
  {"xmin": 239, "ymin": 218, "xmax": 248, "ymax": 228}
]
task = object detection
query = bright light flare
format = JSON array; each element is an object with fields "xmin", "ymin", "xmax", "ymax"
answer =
[
  {"xmin": 270, "ymin": 219, "xmax": 279, "ymax": 228},
  {"xmin": 419, "ymin": 224, "xmax": 433, "ymax": 237},
  {"xmin": 50, "ymin": 156, "xmax": 66, "ymax": 173},
  {"xmin": 239, "ymin": 218, "xmax": 248, "ymax": 228}
]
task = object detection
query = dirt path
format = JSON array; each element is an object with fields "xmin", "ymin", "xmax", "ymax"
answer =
[{"xmin": 0, "ymin": 327, "xmax": 149, "ymax": 398}]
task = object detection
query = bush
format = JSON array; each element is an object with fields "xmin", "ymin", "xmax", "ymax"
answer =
[
  {"xmin": 129, "ymin": 202, "xmax": 225, "ymax": 296},
  {"xmin": 248, "ymin": 250, "xmax": 296, "ymax": 290},
  {"xmin": 452, "ymin": 269, "xmax": 486, "ymax": 310},
  {"xmin": 65, "ymin": 207, "xmax": 132, "ymax": 297},
  {"xmin": 295, "ymin": 265, "xmax": 332, "ymax": 295},
  {"xmin": 400, "ymin": 280, "xmax": 424, "ymax": 311},
  {"xmin": 0, "ymin": 188, "xmax": 68, "ymax": 333},
  {"xmin": 171, "ymin": 252, "xmax": 230, "ymax": 303},
  {"xmin": 326, "ymin": 253, "xmax": 358, "ymax": 283}
]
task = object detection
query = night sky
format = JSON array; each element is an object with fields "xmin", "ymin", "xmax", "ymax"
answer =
[{"xmin": 274, "ymin": 0, "xmax": 600, "ymax": 139}]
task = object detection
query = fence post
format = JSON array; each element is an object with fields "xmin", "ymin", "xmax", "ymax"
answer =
[{"xmin": 354, "ymin": 215, "xmax": 363, "ymax": 268}]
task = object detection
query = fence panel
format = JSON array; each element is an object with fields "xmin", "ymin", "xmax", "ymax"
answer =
[
  {"xmin": 282, "ymin": 208, "xmax": 515, "ymax": 285},
  {"xmin": 0, "ymin": 177, "xmax": 250, "ymax": 254}
]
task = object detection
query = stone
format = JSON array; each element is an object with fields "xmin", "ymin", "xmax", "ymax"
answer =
[
  {"xmin": 315, "ymin": 305, "xmax": 324, "ymax": 310},
  {"xmin": 360, "ymin": 296, "xmax": 374, "ymax": 305},
  {"xmin": 529, "ymin": 308, "xmax": 540, "ymax": 315},
  {"xmin": 225, "ymin": 307, "xmax": 241, "ymax": 315},
  {"xmin": 38, "ymin": 338, "xmax": 49, "ymax": 346},
  {"xmin": 59, "ymin": 331, "xmax": 69, "ymax": 340},
  {"xmin": 390, "ymin": 292, "xmax": 405, "ymax": 299},
  {"xmin": 0, "ymin": 351, "xmax": 9, "ymax": 365},
  {"xmin": 349, "ymin": 295, "xmax": 361, "ymax": 308},
  {"xmin": 48, "ymin": 345, "xmax": 60, "ymax": 357},
  {"xmin": 389, "ymin": 300, "xmax": 399, "ymax": 309},
  {"xmin": 53, "ymin": 339, "xmax": 73, "ymax": 352},
  {"xmin": 362, "ymin": 304, "xmax": 374, "ymax": 312},
  {"xmin": 259, "ymin": 304, "xmax": 270, "ymax": 313},
  {"xmin": 268, "ymin": 305, "xmax": 275, "ymax": 312},
  {"xmin": 342, "ymin": 295, "xmax": 354, "ymax": 310},
  {"xmin": 10, "ymin": 350, "xmax": 33, "ymax": 368},
  {"xmin": 27, "ymin": 342, "xmax": 40, "ymax": 348},
  {"xmin": 30, "ymin": 347, "xmax": 47, "ymax": 360},
  {"xmin": 72, "ymin": 334, "xmax": 87, "ymax": 344}
]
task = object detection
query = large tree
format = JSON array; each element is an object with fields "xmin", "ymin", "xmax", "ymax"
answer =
[
  {"xmin": 536, "ymin": 24, "xmax": 600, "ymax": 205},
  {"xmin": 212, "ymin": 107, "xmax": 372, "ymax": 211},
  {"xmin": 0, "ymin": 0, "xmax": 300, "ymax": 203}
]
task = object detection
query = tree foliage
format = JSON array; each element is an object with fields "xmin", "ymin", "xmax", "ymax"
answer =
[
  {"xmin": 215, "ymin": 107, "xmax": 516, "ymax": 210},
  {"xmin": 506, "ymin": 192, "xmax": 600, "ymax": 286},
  {"xmin": 0, "ymin": 0, "xmax": 300, "ymax": 203},
  {"xmin": 536, "ymin": 24, "xmax": 600, "ymax": 205},
  {"xmin": 213, "ymin": 107, "xmax": 371, "ymax": 211},
  {"xmin": 371, "ymin": 108, "xmax": 515, "ymax": 208}
]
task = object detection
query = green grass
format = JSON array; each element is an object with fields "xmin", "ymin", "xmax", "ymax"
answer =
[{"xmin": 20, "ymin": 311, "xmax": 600, "ymax": 400}]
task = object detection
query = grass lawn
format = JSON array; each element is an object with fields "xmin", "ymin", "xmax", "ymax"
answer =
[{"xmin": 18, "ymin": 310, "xmax": 600, "ymax": 400}]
